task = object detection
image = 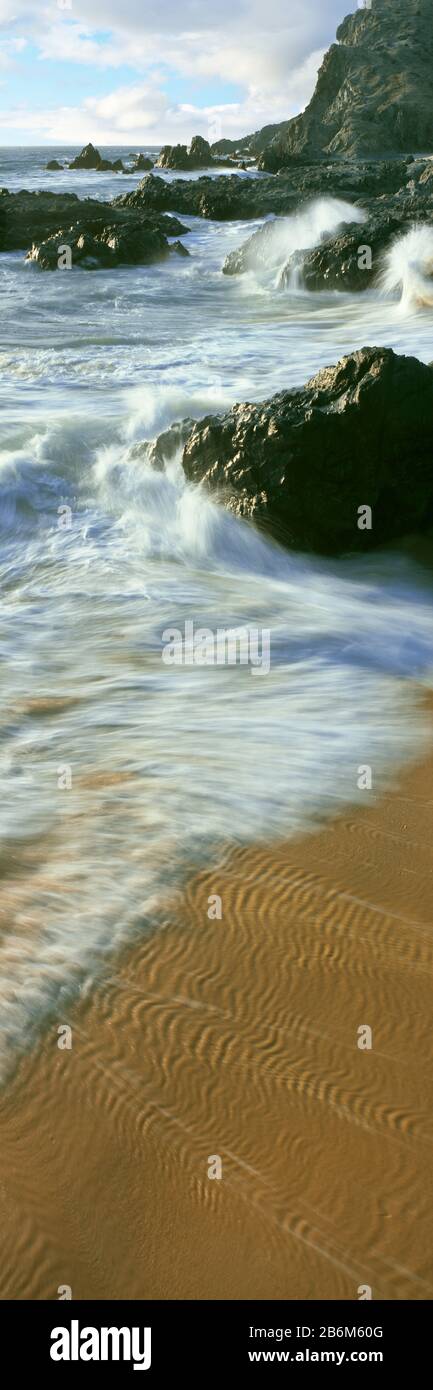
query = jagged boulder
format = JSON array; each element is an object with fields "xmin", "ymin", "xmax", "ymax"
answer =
[
  {"xmin": 176, "ymin": 348, "xmax": 433, "ymax": 553},
  {"xmin": 69, "ymin": 143, "xmax": 102, "ymax": 170},
  {"xmin": 132, "ymin": 154, "xmax": 154, "ymax": 172},
  {"xmin": 156, "ymin": 136, "xmax": 214, "ymax": 171},
  {"xmin": 189, "ymin": 135, "xmax": 213, "ymax": 165},
  {"xmin": 280, "ymin": 206, "xmax": 433, "ymax": 293},
  {"xmin": 24, "ymin": 214, "xmax": 189, "ymax": 270},
  {"xmin": 96, "ymin": 158, "xmax": 124, "ymax": 172},
  {"xmin": 223, "ymin": 197, "xmax": 433, "ymax": 291},
  {"xmin": 0, "ymin": 189, "xmax": 188, "ymax": 255},
  {"xmin": 69, "ymin": 144, "xmax": 125, "ymax": 173}
]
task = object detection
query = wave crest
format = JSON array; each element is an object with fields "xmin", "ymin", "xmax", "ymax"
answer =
[{"xmin": 381, "ymin": 224, "xmax": 433, "ymax": 310}]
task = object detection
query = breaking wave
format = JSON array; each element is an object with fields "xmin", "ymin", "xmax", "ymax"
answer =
[
  {"xmin": 1, "ymin": 408, "xmax": 433, "ymax": 1078},
  {"xmin": 381, "ymin": 225, "xmax": 433, "ymax": 310},
  {"xmin": 234, "ymin": 197, "xmax": 365, "ymax": 288}
]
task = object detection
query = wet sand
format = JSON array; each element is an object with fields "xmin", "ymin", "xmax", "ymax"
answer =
[{"xmin": 0, "ymin": 739, "xmax": 432, "ymax": 1301}]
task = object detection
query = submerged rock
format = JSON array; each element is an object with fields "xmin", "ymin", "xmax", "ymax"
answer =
[
  {"xmin": 178, "ymin": 348, "xmax": 433, "ymax": 554},
  {"xmin": 46, "ymin": 159, "xmax": 63, "ymax": 171}
]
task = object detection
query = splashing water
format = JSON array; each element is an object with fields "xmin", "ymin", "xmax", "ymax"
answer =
[
  {"xmin": 381, "ymin": 224, "xmax": 433, "ymax": 310},
  {"xmin": 1, "ymin": 156, "xmax": 433, "ymax": 1079},
  {"xmin": 229, "ymin": 198, "xmax": 366, "ymax": 288}
]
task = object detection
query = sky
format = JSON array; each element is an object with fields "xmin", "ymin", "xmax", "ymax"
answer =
[{"xmin": 0, "ymin": 1, "xmax": 364, "ymax": 146}]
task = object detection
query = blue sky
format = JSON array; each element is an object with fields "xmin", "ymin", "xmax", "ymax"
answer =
[{"xmin": 0, "ymin": 1, "xmax": 360, "ymax": 145}]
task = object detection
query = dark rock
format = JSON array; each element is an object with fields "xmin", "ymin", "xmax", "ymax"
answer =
[
  {"xmin": 253, "ymin": 0, "xmax": 433, "ymax": 167},
  {"xmin": 94, "ymin": 157, "xmax": 124, "ymax": 172},
  {"xmin": 24, "ymin": 216, "xmax": 188, "ymax": 271},
  {"xmin": 169, "ymin": 239, "xmax": 190, "ymax": 257},
  {"xmin": 189, "ymin": 135, "xmax": 213, "ymax": 165},
  {"xmin": 210, "ymin": 136, "xmax": 252, "ymax": 157},
  {"xmin": 156, "ymin": 136, "xmax": 213, "ymax": 171},
  {"xmin": 132, "ymin": 154, "xmax": 154, "ymax": 171},
  {"xmin": 155, "ymin": 134, "xmax": 240, "ymax": 172},
  {"xmin": 69, "ymin": 142, "xmax": 102, "ymax": 170},
  {"xmin": 25, "ymin": 217, "xmax": 174, "ymax": 270},
  {"xmin": 211, "ymin": 124, "xmax": 286, "ymax": 159},
  {"xmin": 0, "ymin": 190, "xmax": 91, "ymax": 250},
  {"xmin": 224, "ymin": 199, "xmax": 433, "ymax": 291},
  {"xmin": 281, "ymin": 207, "xmax": 433, "ymax": 293},
  {"xmin": 113, "ymin": 171, "xmax": 292, "ymax": 220},
  {"xmin": 0, "ymin": 188, "xmax": 189, "ymax": 255},
  {"xmin": 46, "ymin": 160, "xmax": 63, "ymax": 171},
  {"xmin": 113, "ymin": 159, "xmax": 416, "ymax": 223},
  {"xmin": 156, "ymin": 143, "xmax": 189, "ymax": 170},
  {"xmin": 178, "ymin": 348, "xmax": 433, "ymax": 554},
  {"xmin": 147, "ymin": 419, "xmax": 196, "ymax": 469},
  {"xmin": 258, "ymin": 145, "xmax": 299, "ymax": 174}
]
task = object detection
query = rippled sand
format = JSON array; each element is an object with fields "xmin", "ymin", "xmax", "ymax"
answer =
[{"xmin": 0, "ymin": 730, "xmax": 432, "ymax": 1301}]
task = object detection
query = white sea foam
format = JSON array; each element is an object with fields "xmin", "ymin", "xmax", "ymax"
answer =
[
  {"xmin": 381, "ymin": 224, "xmax": 433, "ymax": 310},
  {"xmin": 229, "ymin": 198, "xmax": 365, "ymax": 290},
  {"xmin": 1, "ymin": 161, "xmax": 433, "ymax": 1078},
  {"xmin": 1, "ymin": 415, "xmax": 433, "ymax": 1077}
]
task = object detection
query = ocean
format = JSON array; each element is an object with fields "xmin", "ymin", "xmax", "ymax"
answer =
[{"xmin": 1, "ymin": 145, "xmax": 433, "ymax": 1078}]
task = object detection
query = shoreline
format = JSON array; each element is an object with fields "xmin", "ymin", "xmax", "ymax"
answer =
[{"xmin": 0, "ymin": 718, "xmax": 432, "ymax": 1300}]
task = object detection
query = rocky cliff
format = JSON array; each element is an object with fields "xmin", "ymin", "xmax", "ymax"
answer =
[{"xmin": 213, "ymin": 0, "xmax": 433, "ymax": 168}]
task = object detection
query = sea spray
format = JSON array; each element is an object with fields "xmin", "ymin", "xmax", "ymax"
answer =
[
  {"xmin": 2, "ymin": 160, "xmax": 433, "ymax": 1081},
  {"xmin": 1, "ymin": 424, "xmax": 433, "ymax": 1080},
  {"xmin": 226, "ymin": 198, "xmax": 365, "ymax": 289},
  {"xmin": 381, "ymin": 225, "xmax": 433, "ymax": 310}
]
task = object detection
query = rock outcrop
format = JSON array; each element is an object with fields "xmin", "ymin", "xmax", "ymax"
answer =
[
  {"xmin": 156, "ymin": 137, "xmax": 214, "ymax": 170},
  {"xmin": 279, "ymin": 209, "xmax": 429, "ymax": 293},
  {"xmin": 25, "ymin": 218, "xmax": 188, "ymax": 270},
  {"xmin": 69, "ymin": 143, "xmax": 125, "ymax": 173},
  {"xmin": 0, "ymin": 189, "xmax": 189, "ymax": 264},
  {"xmin": 114, "ymin": 158, "xmax": 421, "ymax": 223},
  {"xmin": 132, "ymin": 154, "xmax": 154, "ymax": 172},
  {"xmin": 96, "ymin": 157, "xmax": 125, "ymax": 173},
  {"xmin": 174, "ymin": 348, "xmax": 433, "ymax": 554},
  {"xmin": 220, "ymin": 0, "xmax": 433, "ymax": 170},
  {"xmin": 155, "ymin": 135, "xmax": 237, "ymax": 171},
  {"xmin": 223, "ymin": 196, "xmax": 433, "ymax": 291},
  {"xmin": 70, "ymin": 143, "xmax": 102, "ymax": 170}
]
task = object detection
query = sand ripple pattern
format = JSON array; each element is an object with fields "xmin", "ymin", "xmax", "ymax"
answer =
[{"xmin": 0, "ymin": 749, "xmax": 432, "ymax": 1300}]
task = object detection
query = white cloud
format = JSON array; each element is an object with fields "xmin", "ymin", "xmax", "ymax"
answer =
[{"xmin": 0, "ymin": 0, "xmax": 356, "ymax": 142}]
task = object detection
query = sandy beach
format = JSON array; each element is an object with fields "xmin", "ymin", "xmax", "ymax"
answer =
[{"xmin": 0, "ymin": 718, "xmax": 432, "ymax": 1303}]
